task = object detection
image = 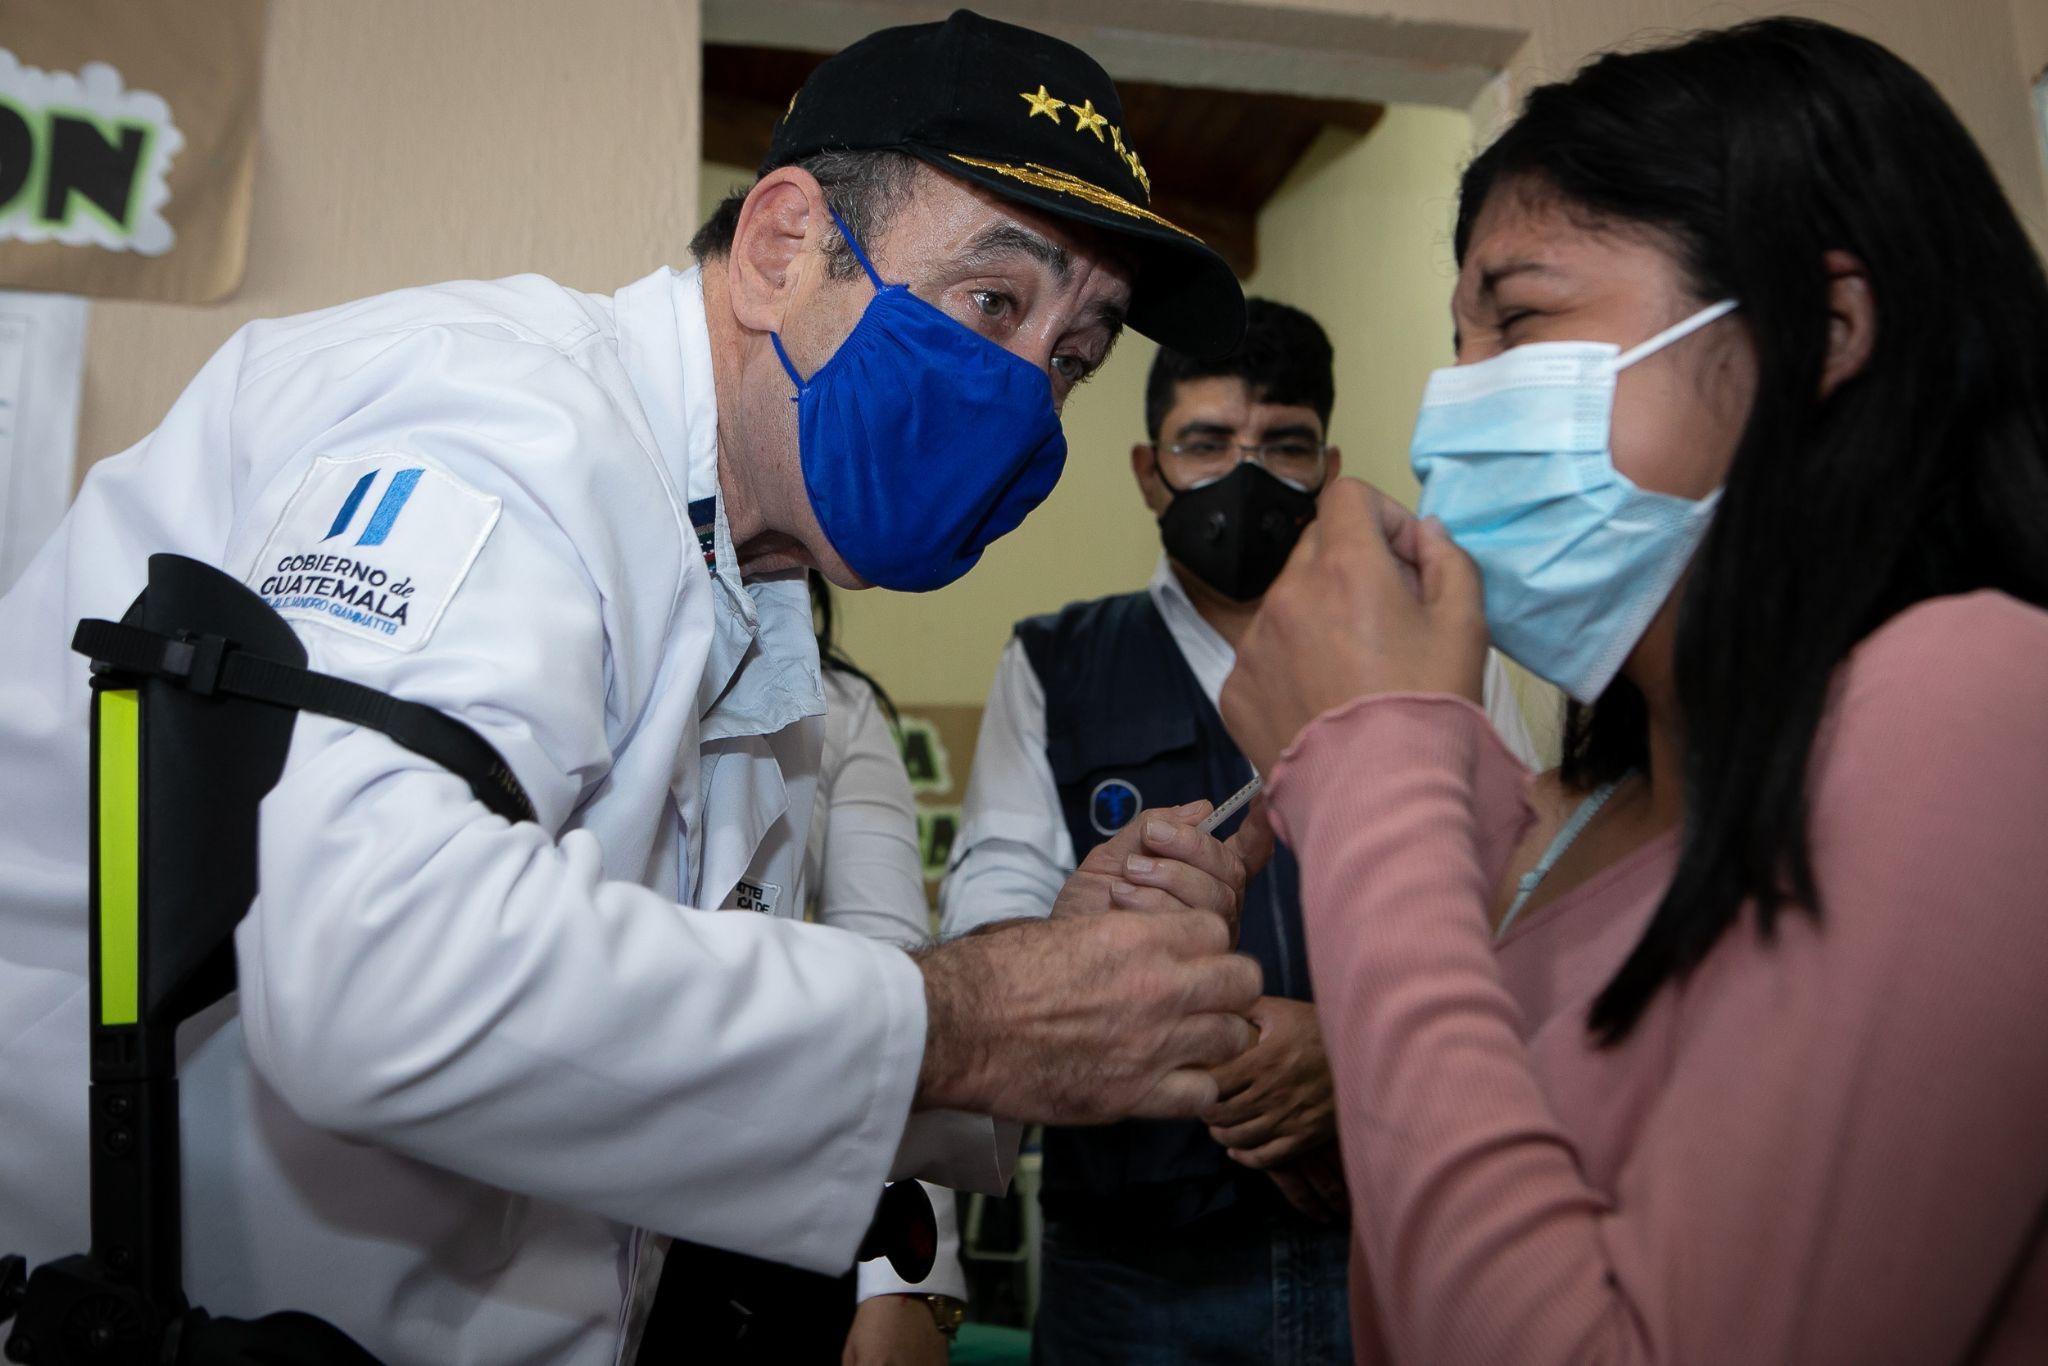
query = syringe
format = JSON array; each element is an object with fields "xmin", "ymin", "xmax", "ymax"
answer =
[{"xmin": 1196, "ymin": 775, "xmax": 1263, "ymax": 835}]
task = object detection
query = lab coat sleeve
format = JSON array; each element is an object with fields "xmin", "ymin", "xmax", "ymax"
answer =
[
  {"xmin": 937, "ymin": 637, "xmax": 1071, "ymax": 938},
  {"xmin": 228, "ymin": 328, "xmax": 924, "ymax": 1275}
]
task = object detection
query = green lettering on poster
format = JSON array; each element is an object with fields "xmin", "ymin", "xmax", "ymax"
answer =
[{"xmin": 897, "ymin": 716, "xmax": 953, "ymax": 796}]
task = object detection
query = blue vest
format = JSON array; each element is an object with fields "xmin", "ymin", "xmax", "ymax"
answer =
[{"xmin": 1015, "ymin": 590, "xmax": 1311, "ymax": 1230}]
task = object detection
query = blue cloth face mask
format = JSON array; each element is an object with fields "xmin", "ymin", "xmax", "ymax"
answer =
[
  {"xmin": 1409, "ymin": 298, "xmax": 1740, "ymax": 704},
  {"xmin": 770, "ymin": 212, "xmax": 1068, "ymax": 592}
]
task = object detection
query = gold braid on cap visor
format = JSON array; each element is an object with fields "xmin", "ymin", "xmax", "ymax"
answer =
[{"xmin": 946, "ymin": 155, "xmax": 1204, "ymax": 242}]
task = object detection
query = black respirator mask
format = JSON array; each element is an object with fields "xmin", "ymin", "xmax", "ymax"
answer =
[{"xmin": 1156, "ymin": 462, "xmax": 1320, "ymax": 602}]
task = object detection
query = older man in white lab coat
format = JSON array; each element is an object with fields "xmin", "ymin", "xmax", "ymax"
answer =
[{"xmin": 0, "ymin": 12, "xmax": 1261, "ymax": 1364}]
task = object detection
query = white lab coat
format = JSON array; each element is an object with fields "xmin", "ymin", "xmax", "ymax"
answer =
[{"xmin": 0, "ymin": 266, "xmax": 992, "ymax": 1365}]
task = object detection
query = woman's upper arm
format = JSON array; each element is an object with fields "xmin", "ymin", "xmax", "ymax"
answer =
[
  {"xmin": 1606, "ymin": 592, "xmax": 2048, "ymax": 1359},
  {"xmin": 818, "ymin": 680, "xmax": 929, "ymax": 947}
]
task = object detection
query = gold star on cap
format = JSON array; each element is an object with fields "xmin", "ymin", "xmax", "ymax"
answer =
[
  {"xmin": 1070, "ymin": 98, "xmax": 1108, "ymax": 141},
  {"xmin": 1019, "ymin": 84, "xmax": 1066, "ymax": 124}
]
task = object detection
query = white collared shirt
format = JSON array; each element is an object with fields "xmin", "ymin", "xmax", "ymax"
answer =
[{"xmin": 940, "ymin": 555, "xmax": 1540, "ymax": 935}]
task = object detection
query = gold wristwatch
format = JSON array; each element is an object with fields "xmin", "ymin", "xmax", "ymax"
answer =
[{"xmin": 920, "ymin": 1294, "xmax": 966, "ymax": 1341}]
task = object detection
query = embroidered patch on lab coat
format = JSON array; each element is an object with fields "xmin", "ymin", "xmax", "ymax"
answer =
[{"xmin": 249, "ymin": 453, "xmax": 500, "ymax": 652}]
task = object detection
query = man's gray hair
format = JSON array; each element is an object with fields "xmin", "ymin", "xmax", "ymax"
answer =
[{"xmin": 689, "ymin": 149, "xmax": 924, "ymax": 280}]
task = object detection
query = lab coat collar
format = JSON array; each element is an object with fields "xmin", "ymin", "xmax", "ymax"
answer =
[
  {"xmin": 612, "ymin": 265, "xmax": 715, "ymax": 507},
  {"xmin": 613, "ymin": 265, "xmax": 822, "ymax": 742}
]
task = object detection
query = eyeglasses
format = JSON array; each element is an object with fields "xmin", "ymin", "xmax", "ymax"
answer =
[{"xmin": 1158, "ymin": 439, "xmax": 1328, "ymax": 491}]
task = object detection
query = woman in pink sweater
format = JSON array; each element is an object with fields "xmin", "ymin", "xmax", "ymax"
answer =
[{"xmin": 1218, "ymin": 18, "xmax": 2048, "ymax": 1364}]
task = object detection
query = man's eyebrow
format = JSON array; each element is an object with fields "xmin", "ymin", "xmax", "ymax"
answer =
[
  {"xmin": 960, "ymin": 221, "xmax": 1071, "ymax": 283},
  {"xmin": 1172, "ymin": 419, "xmax": 1236, "ymax": 440},
  {"xmin": 1251, "ymin": 422, "xmax": 1319, "ymax": 442},
  {"xmin": 1063, "ymin": 298, "xmax": 1126, "ymax": 380},
  {"xmin": 1084, "ymin": 298, "xmax": 1128, "ymax": 359}
]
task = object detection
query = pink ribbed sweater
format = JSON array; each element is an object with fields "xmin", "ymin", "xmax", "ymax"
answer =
[{"xmin": 1266, "ymin": 592, "xmax": 2048, "ymax": 1364}]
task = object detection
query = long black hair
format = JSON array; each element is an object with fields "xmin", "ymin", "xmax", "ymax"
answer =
[
  {"xmin": 1454, "ymin": 18, "xmax": 2048, "ymax": 1040},
  {"xmin": 810, "ymin": 570, "xmax": 900, "ymax": 729}
]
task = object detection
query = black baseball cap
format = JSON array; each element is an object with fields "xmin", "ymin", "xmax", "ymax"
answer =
[{"xmin": 765, "ymin": 9, "xmax": 1246, "ymax": 359}]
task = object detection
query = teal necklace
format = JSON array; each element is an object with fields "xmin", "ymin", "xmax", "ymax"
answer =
[{"xmin": 1495, "ymin": 774, "xmax": 1635, "ymax": 942}]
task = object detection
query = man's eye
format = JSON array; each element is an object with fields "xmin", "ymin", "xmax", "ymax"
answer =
[
  {"xmin": 1497, "ymin": 308, "xmax": 1535, "ymax": 331},
  {"xmin": 1268, "ymin": 443, "xmax": 1319, "ymax": 460},
  {"xmin": 1051, "ymin": 354, "xmax": 1090, "ymax": 383},
  {"xmin": 971, "ymin": 290, "xmax": 1013, "ymax": 319},
  {"xmin": 1181, "ymin": 441, "xmax": 1230, "ymax": 458}
]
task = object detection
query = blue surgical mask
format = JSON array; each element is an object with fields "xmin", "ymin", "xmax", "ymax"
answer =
[
  {"xmin": 1409, "ymin": 298, "xmax": 1739, "ymax": 704},
  {"xmin": 771, "ymin": 212, "xmax": 1068, "ymax": 592}
]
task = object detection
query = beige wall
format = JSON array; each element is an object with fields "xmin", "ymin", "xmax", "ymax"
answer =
[
  {"xmin": 1244, "ymin": 110, "xmax": 1474, "ymax": 505},
  {"xmin": 2012, "ymin": 0, "xmax": 2048, "ymax": 85},
  {"xmin": 78, "ymin": 0, "xmax": 701, "ymax": 468}
]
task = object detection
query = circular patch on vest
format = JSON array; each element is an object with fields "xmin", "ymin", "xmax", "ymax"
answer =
[{"xmin": 1089, "ymin": 778, "xmax": 1143, "ymax": 837}]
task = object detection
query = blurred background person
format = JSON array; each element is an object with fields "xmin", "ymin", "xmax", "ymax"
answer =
[{"xmin": 812, "ymin": 573, "xmax": 970, "ymax": 1365}]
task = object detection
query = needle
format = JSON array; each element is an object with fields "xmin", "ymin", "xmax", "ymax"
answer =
[{"xmin": 1196, "ymin": 775, "xmax": 1263, "ymax": 835}]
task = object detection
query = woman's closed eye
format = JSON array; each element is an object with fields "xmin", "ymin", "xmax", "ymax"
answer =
[{"xmin": 1496, "ymin": 307, "xmax": 1540, "ymax": 336}]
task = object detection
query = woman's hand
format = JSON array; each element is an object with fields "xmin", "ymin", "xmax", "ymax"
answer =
[{"xmin": 1221, "ymin": 479, "xmax": 1488, "ymax": 776}]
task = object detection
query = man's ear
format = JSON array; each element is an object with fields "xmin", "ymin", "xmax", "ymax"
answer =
[
  {"xmin": 1820, "ymin": 248, "xmax": 1877, "ymax": 399},
  {"xmin": 1324, "ymin": 446, "xmax": 1343, "ymax": 482},
  {"xmin": 1132, "ymin": 442, "xmax": 1170, "ymax": 515},
  {"xmin": 726, "ymin": 168, "xmax": 830, "ymax": 336}
]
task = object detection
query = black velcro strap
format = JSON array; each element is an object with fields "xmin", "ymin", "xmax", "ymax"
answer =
[
  {"xmin": 72, "ymin": 619, "xmax": 535, "ymax": 824},
  {"xmin": 73, "ymin": 617, "xmax": 201, "ymax": 684}
]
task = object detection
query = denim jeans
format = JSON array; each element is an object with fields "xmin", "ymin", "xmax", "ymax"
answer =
[{"xmin": 1031, "ymin": 1204, "xmax": 1353, "ymax": 1365}]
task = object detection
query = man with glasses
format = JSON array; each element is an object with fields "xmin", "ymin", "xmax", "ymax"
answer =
[{"xmin": 941, "ymin": 299, "xmax": 1534, "ymax": 1363}]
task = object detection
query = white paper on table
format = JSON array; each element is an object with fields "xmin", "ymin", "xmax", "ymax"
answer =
[{"xmin": 0, "ymin": 290, "xmax": 88, "ymax": 596}]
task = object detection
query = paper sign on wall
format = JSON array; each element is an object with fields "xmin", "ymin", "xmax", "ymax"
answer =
[
  {"xmin": 0, "ymin": 288, "xmax": 86, "ymax": 595},
  {"xmin": 0, "ymin": 0, "xmax": 264, "ymax": 301},
  {"xmin": 895, "ymin": 705, "xmax": 983, "ymax": 912},
  {"xmin": 0, "ymin": 52, "xmax": 183, "ymax": 258}
]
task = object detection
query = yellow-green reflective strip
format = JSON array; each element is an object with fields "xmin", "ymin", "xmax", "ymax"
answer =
[{"xmin": 98, "ymin": 689, "xmax": 140, "ymax": 1027}]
